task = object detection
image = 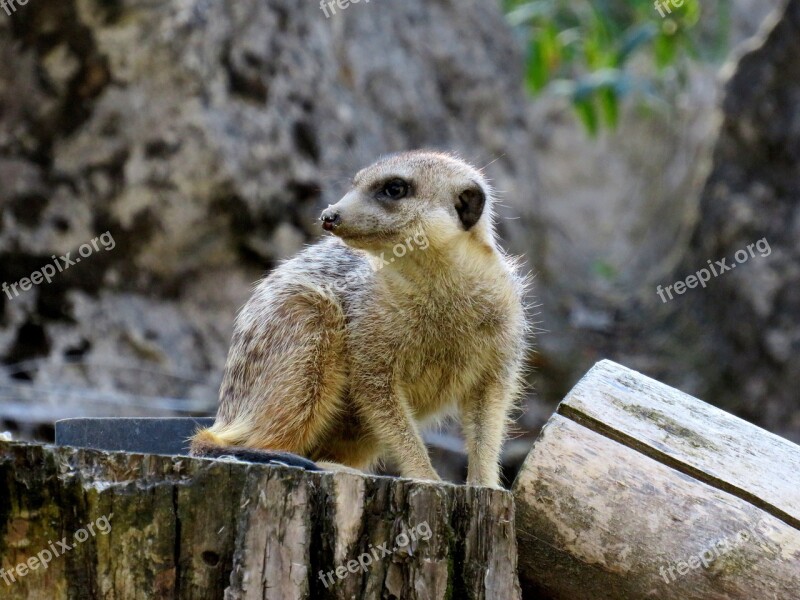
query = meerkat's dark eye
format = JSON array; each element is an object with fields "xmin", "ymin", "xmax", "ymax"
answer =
[{"xmin": 380, "ymin": 179, "xmax": 410, "ymax": 200}]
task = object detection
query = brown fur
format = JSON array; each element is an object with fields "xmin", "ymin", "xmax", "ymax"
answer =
[{"xmin": 191, "ymin": 151, "xmax": 529, "ymax": 487}]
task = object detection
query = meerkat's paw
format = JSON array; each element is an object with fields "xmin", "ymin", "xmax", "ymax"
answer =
[
  {"xmin": 404, "ymin": 469, "xmax": 442, "ymax": 484},
  {"xmin": 316, "ymin": 461, "xmax": 367, "ymax": 476},
  {"xmin": 472, "ymin": 483, "xmax": 505, "ymax": 491},
  {"xmin": 410, "ymin": 476, "xmax": 442, "ymax": 484},
  {"xmin": 466, "ymin": 477, "xmax": 504, "ymax": 490}
]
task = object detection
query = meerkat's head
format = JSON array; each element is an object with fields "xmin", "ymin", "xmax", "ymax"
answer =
[{"xmin": 320, "ymin": 151, "xmax": 495, "ymax": 253}]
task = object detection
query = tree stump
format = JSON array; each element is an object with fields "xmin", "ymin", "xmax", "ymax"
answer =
[
  {"xmin": 0, "ymin": 441, "xmax": 521, "ymax": 599},
  {"xmin": 513, "ymin": 360, "xmax": 800, "ymax": 599}
]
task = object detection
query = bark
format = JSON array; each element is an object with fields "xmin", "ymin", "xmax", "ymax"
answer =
[{"xmin": 0, "ymin": 441, "xmax": 521, "ymax": 600}]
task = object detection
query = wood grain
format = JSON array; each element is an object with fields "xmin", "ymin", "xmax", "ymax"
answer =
[
  {"xmin": 561, "ymin": 360, "xmax": 800, "ymax": 528},
  {"xmin": 0, "ymin": 441, "xmax": 520, "ymax": 600},
  {"xmin": 514, "ymin": 360, "xmax": 800, "ymax": 600}
]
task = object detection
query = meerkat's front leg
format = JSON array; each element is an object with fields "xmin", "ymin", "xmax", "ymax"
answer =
[
  {"xmin": 355, "ymin": 385, "xmax": 440, "ymax": 482},
  {"xmin": 461, "ymin": 375, "xmax": 517, "ymax": 488}
]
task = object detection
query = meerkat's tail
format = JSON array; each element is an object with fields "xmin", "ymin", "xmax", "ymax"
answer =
[{"xmin": 190, "ymin": 427, "xmax": 321, "ymax": 471}]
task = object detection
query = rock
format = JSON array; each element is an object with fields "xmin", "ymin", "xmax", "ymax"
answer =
[
  {"xmin": 685, "ymin": 0, "xmax": 800, "ymax": 437},
  {"xmin": 0, "ymin": 0, "xmax": 540, "ymax": 429},
  {"xmin": 526, "ymin": 0, "xmax": 800, "ymax": 442}
]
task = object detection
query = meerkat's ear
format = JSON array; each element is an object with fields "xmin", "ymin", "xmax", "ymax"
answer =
[{"xmin": 456, "ymin": 184, "xmax": 486, "ymax": 231}]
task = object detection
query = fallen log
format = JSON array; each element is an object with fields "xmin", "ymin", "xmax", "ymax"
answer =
[
  {"xmin": 513, "ymin": 360, "xmax": 800, "ymax": 599},
  {"xmin": 0, "ymin": 441, "xmax": 521, "ymax": 599}
]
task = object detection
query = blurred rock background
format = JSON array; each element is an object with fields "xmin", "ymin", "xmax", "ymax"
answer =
[{"xmin": 0, "ymin": 0, "xmax": 796, "ymax": 482}]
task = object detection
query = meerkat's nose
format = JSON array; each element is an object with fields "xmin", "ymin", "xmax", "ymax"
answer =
[{"xmin": 320, "ymin": 209, "xmax": 341, "ymax": 231}]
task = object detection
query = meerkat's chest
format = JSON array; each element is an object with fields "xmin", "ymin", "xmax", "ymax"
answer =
[
  {"xmin": 400, "ymin": 337, "xmax": 488, "ymax": 418},
  {"xmin": 379, "ymin": 285, "xmax": 509, "ymax": 414}
]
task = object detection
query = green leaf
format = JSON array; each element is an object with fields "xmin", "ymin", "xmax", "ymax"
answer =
[
  {"xmin": 525, "ymin": 38, "xmax": 549, "ymax": 93},
  {"xmin": 574, "ymin": 98, "xmax": 599, "ymax": 136},
  {"xmin": 540, "ymin": 23, "xmax": 561, "ymax": 72},
  {"xmin": 599, "ymin": 86, "xmax": 619, "ymax": 127},
  {"xmin": 653, "ymin": 34, "xmax": 677, "ymax": 69},
  {"xmin": 584, "ymin": 31, "xmax": 604, "ymax": 70},
  {"xmin": 681, "ymin": 0, "xmax": 701, "ymax": 27},
  {"xmin": 592, "ymin": 260, "xmax": 616, "ymax": 279},
  {"xmin": 505, "ymin": 0, "xmax": 721, "ymax": 135}
]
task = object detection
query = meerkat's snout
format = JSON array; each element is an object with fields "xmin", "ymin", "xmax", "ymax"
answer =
[{"xmin": 320, "ymin": 208, "xmax": 341, "ymax": 231}]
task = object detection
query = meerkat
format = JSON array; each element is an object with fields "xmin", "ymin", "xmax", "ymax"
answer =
[{"xmin": 191, "ymin": 150, "xmax": 529, "ymax": 488}]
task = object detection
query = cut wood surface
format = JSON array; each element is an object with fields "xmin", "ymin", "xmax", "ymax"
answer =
[
  {"xmin": 513, "ymin": 360, "xmax": 800, "ymax": 600},
  {"xmin": 559, "ymin": 360, "xmax": 800, "ymax": 528},
  {"xmin": 0, "ymin": 441, "xmax": 520, "ymax": 600}
]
